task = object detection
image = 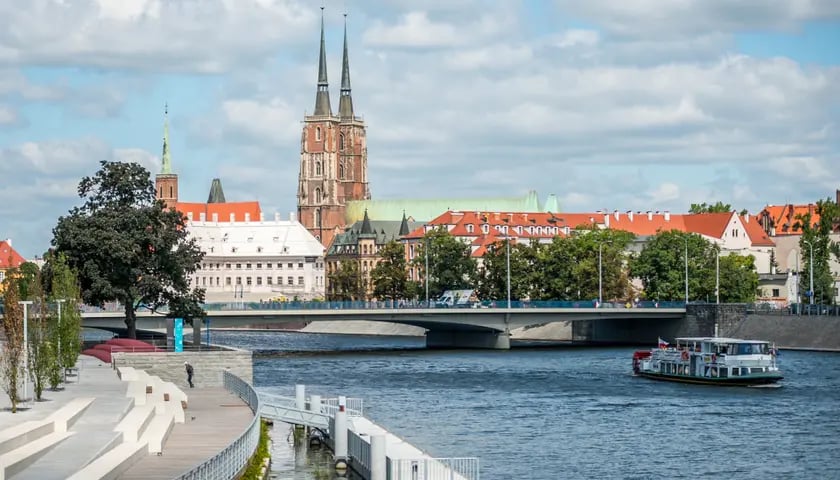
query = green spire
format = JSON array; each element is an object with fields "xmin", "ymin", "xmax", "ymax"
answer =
[
  {"xmin": 313, "ymin": 7, "xmax": 332, "ymax": 116},
  {"xmin": 339, "ymin": 13, "xmax": 354, "ymax": 119},
  {"xmin": 161, "ymin": 103, "xmax": 172, "ymax": 174}
]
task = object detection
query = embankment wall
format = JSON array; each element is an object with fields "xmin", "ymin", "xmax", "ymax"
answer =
[{"xmin": 112, "ymin": 348, "xmax": 253, "ymax": 388}]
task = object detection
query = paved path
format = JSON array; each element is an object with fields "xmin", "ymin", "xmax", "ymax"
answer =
[
  {"xmin": 0, "ymin": 354, "xmax": 253, "ymax": 479},
  {"xmin": 119, "ymin": 387, "xmax": 253, "ymax": 479}
]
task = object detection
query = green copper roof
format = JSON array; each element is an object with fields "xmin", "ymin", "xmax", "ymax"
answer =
[
  {"xmin": 313, "ymin": 7, "xmax": 332, "ymax": 116},
  {"xmin": 328, "ymin": 218, "xmax": 422, "ymax": 255},
  {"xmin": 160, "ymin": 104, "xmax": 172, "ymax": 174},
  {"xmin": 344, "ymin": 190, "xmax": 555, "ymax": 224}
]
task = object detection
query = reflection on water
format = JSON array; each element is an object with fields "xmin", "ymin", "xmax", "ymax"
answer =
[{"xmin": 268, "ymin": 423, "xmax": 360, "ymax": 480}]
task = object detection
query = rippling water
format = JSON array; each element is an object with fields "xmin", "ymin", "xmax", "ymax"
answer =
[{"xmin": 211, "ymin": 330, "xmax": 840, "ymax": 479}]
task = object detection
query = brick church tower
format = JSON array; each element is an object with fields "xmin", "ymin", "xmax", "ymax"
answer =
[
  {"xmin": 155, "ymin": 105, "xmax": 178, "ymax": 210},
  {"xmin": 298, "ymin": 9, "xmax": 369, "ymax": 248}
]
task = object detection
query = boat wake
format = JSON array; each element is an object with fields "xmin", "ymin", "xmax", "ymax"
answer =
[{"xmin": 747, "ymin": 383, "xmax": 783, "ymax": 389}]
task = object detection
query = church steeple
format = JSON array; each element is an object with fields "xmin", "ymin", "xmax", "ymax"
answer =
[
  {"xmin": 161, "ymin": 103, "xmax": 172, "ymax": 174},
  {"xmin": 313, "ymin": 7, "xmax": 332, "ymax": 116},
  {"xmin": 338, "ymin": 13, "xmax": 354, "ymax": 119}
]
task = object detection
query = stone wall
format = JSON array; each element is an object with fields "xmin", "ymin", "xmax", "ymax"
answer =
[
  {"xmin": 112, "ymin": 348, "xmax": 253, "ymax": 388},
  {"xmin": 684, "ymin": 304, "xmax": 747, "ymax": 338},
  {"xmin": 722, "ymin": 313, "xmax": 840, "ymax": 351}
]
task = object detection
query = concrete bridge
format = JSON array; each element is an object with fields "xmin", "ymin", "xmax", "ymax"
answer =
[{"xmin": 74, "ymin": 306, "xmax": 687, "ymax": 349}]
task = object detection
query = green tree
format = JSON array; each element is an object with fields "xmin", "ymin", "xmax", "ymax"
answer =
[
  {"xmin": 51, "ymin": 161, "xmax": 205, "ymax": 338},
  {"xmin": 718, "ymin": 253, "xmax": 759, "ymax": 303},
  {"xmin": 630, "ymin": 230, "xmax": 718, "ymax": 302},
  {"xmin": 16, "ymin": 262, "xmax": 41, "ymax": 301},
  {"xmin": 371, "ymin": 241, "xmax": 409, "ymax": 301},
  {"xmin": 413, "ymin": 228, "xmax": 476, "ymax": 299},
  {"xmin": 797, "ymin": 198, "xmax": 840, "ymax": 305},
  {"xmin": 328, "ymin": 260, "xmax": 364, "ymax": 301},
  {"xmin": 1, "ymin": 272, "xmax": 25, "ymax": 412},
  {"xmin": 689, "ymin": 202, "xmax": 732, "ymax": 214},
  {"xmin": 43, "ymin": 252, "xmax": 84, "ymax": 375}
]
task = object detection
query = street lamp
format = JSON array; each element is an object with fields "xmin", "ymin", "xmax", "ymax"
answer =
[
  {"xmin": 598, "ymin": 240, "xmax": 612, "ymax": 307},
  {"xmin": 715, "ymin": 248, "xmax": 720, "ymax": 305},
  {"xmin": 803, "ymin": 239, "xmax": 814, "ymax": 308},
  {"xmin": 18, "ymin": 300, "xmax": 33, "ymax": 403},
  {"xmin": 684, "ymin": 236, "xmax": 689, "ymax": 304},
  {"xmin": 55, "ymin": 299, "xmax": 66, "ymax": 364},
  {"xmin": 506, "ymin": 236, "xmax": 511, "ymax": 310},
  {"xmin": 424, "ymin": 235, "xmax": 430, "ymax": 307}
]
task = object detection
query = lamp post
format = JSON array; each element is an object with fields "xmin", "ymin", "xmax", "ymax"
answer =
[
  {"xmin": 424, "ymin": 236, "xmax": 430, "ymax": 307},
  {"xmin": 684, "ymin": 236, "xmax": 689, "ymax": 304},
  {"xmin": 506, "ymin": 236, "xmax": 511, "ymax": 310},
  {"xmin": 715, "ymin": 248, "xmax": 720, "ymax": 305},
  {"xmin": 55, "ymin": 299, "xmax": 66, "ymax": 363},
  {"xmin": 804, "ymin": 239, "xmax": 814, "ymax": 309},
  {"xmin": 598, "ymin": 240, "xmax": 611, "ymax": 307},
  {"xmin": 19, "ymin": 300, "xmax": 33, "ymax": 403}
]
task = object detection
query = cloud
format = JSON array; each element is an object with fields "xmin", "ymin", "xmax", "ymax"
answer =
[
  {"xmin": 0, "ymin": 103, "xmax": 21, "ymax": 126},
  {"xmin": 0, "ymin": 0, "xmax": 315, "ymax": 73}
]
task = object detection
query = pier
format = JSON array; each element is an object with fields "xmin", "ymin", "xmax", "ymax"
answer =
[{"xmin": 260, "ymin": 385, "xmax": 480, "ymax": 480}]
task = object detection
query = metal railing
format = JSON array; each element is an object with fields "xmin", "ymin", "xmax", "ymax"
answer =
[
  {"xmin": 173, "ymin": 371, "xmax": 261, "ymax": 480},
  {"xmin": 388, "ymin": 458, "xmax": 480, "ymax": 480},
  {"xmin": 323, "ymin": 397, "xmax": 364, "ymax": 416},
  {"xmin": 348, "ymin": 429, "xmax": 371, "ymax": 479}
]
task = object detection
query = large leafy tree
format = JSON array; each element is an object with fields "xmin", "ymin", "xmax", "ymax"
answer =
[
  {"xmin": 51, "ymin": 161, "xmax": 205, "ymax": 339},
  {"xmin": 797, "ymin": 198, "xmax": 840, "ymax": 305},
  {"xmin": 718, "ymin": 253, "xmax": 759, "ymax": 303},
  {"xmin": 1, "ymin": 271, "xmax": 25, "ymax": 412},
  {"xmin": 689, "ymin": 202, "xmax": 748, "ymax": 216},
  {"xmin": 413, "ymin": 228, "xmax": 476, "ymax": 299},
  {"xmin": 328, "ymin": 260, "xmax": 364, "ymax": 301},
  {"xmin": 630, "ymin": 230, "xmax": 718, "ymax": 302},
  {"xmin": 371, "ymin": 241, "xmax": 410, "ymax": 301}
]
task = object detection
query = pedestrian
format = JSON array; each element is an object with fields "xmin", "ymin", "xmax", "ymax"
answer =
[{"xmin": 184, "ymin": 361, "xmax": 194, "ymax": 388}]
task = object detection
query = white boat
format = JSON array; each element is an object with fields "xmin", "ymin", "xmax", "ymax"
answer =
[{"xmin": 632, "ymin": 337, "xmax": 783, "ymax": 386}]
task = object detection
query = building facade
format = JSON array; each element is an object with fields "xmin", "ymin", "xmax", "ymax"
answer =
[
  {"xmin": 298, "ymin": 12, "xmax": 369, "ymax": 248},
  {"xmin": 187, "ymin": 215, "xmax": 325, "ymax": 302}
]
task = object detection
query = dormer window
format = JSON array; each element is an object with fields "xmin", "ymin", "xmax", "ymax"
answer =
[
  {"xmin": 466, "ymin": 224, "xmax": 474, "ymax": 233},
  {"xmin": 482, "ymin": 224, "xmax": 489, "ymax": 234}
]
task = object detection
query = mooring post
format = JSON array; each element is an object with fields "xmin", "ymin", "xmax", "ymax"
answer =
[
  {"xmin": 371, "ymin": 434, "xmax": 386, "ymax": 480},
  {"xmin": 309, "ymin": 394, "xmax": 321, "ymax": 413},
  {"xmin": 334, "ymin": 395, "xmax": 349, "ymax": 470},
  {"xmin": 295, "ymin": 384, "xmax": 306, "ymax": 410}
]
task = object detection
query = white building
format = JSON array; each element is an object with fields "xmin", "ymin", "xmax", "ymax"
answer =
[{"xmin": 187, "ymin": 214, "xmax": 326, "ymax": 302}]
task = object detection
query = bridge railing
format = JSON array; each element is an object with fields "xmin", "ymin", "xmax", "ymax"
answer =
[
  {"xmin": 173, "ymin": 370, "xmax": 260, "ymax": 480},
  {"xmin": 323, "ymin": 397, "xmax": 364, "ymax": 416},
  {"xmin": 388, "ymin": 457, "xmax": 480, "ymax": 480}
]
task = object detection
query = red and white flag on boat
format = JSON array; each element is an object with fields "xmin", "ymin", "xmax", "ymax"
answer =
[{"xmin": 658, "ymin": 337, "xmax": 669, "ymax": 349}]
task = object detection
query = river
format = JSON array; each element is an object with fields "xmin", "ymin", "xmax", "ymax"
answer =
[{"xmin": 210, "ymin": 330, "xmax": 840, "ymax": 480}]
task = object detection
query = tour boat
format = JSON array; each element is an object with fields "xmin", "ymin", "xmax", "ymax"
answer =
[{"xmin": 632, "ymin": 337, "xmax": 782, "ymax": 386}]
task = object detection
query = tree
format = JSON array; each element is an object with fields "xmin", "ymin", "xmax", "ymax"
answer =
[
  {"xmin": 630, "ymin": 230, "xmax": 718, "ymax": 302},
  {"xmin": 689, "ymin": 202, "xmax": 732, "ymax": 214},
  {"xmin": 43, "ymin": 251, "xmax": 83, "ymax": 376},
  {"xmin": 328, "ymin": 260, "xmax": 364, "ymax": 301},
  {"xmin": 371, "ymin": 241, "xmax": 409, "ymax": 301},
  {"xmin": 16, "ymin": 262, "xmax": 40, "ymax": 301},
  {"xmin": 718, "ymin": 253, "xmax": 759, "ymax": 303},
  {"xmin": 797, "ymin": 198, "xmax": 840, "ymax": 305},
  {"xmin": 51, "ymin": 161, "xmax": 205, "ymax": 338},
  {"xmin": 1, "ymin": 272, "xmax": 25, "ymax": 412},
  {"xmin": 413, "ymin": 228, "xmax": 476, "ymax": 299}
]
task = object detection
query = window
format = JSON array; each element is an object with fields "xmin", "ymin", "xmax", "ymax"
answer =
[
  {"xmin": 226, "ymin": 277, "xmax": 231, "ymax": 285},
  {"xmin": 315, "ymin": 126, "xmax": 321, "ymax": 141},
  {"xmin": 298, "ymin": 276, "xmax": 304, "ymax": 285},
  {"xmin": 267, "ymin": 277, "xmax": 273, "ymax": 285},
  {"xmin": 246, "ymin": 263, "xmax": 252, "ymax": 269},
  {"xmin": 298, "ymin": 262, "xmax": 304, "ymax": 268},
  {"xmin": 288, "ymin": 263, "xmax": 293, "ymax": 269},
  {"xmin": 339, "ymin": 133, "xmax": 345, "ymax": 150},
  {"xmin": 202, "ymin": 277, "xmax": 206, "ymax": 286},
  {"xmin": 315, "ymin": 188, "xmax": 322, "ymax": 203},
  {"xmin": 278, "ymin": 263, "xmax": 283, "ymax": 269},
  {"xmin": 257, "ymin": 263, "xmax": 262, "ymax": 269},
  {"xmin": 246, "ymin": 277, "xmax": 252, "ymax": 286},
  {"xmin": 339, "ymin": 163, "xmax": 345, "ymax": 179},
  {"xmin": 277, "ymin": 276, "xmax": 282, "ymax": 285},
  {"xmin": 236, "ymin": 263, "xmax": 242, "ymax": 269},
  {"xmin": 287, "ymin": 276, "xmax": 294, "ymax": 285},
  {"xmin": 256, "ymin": 277, "xmax": 262, "ymax": 286},
  {"xmin": 315, "ymin": 209, "xmax": 321, "ymax": 228},
  {"xmin": 315, "ymin": 162, "xmax": 322, "ymax": 175},
  {"xmin": 226, "ymin": 263, "xmax": 231, "ymax": 269},
  {"xmin": 772, "ymin": 288, "xmax": 780, "ymax": 297},
  {"xmin": 169, "ymin": 186, "xmax": 174, "ymax": 198},
  {"xmin": 236, "ymin": 277, "xmax": 242, "ymax": 285},
  {"xmin": 216, "ymin": 277, "xmax": 220, "ymax": 285}
]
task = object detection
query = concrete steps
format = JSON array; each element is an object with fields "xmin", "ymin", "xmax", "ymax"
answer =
[{"xmin": 0, "ymin": 431, "xmax": 74, "ymax": 480}]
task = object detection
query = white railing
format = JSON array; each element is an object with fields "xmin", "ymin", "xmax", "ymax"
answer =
[
  {"xmin": 173, "ymin": 371, "xmax": 261, "ymax": 480},
  {"xmin": 388, "ymin": 458, "xmax": 481, "ymax": 480},
  {"xmin": 324, "ymin": 397, "xmax": 364, "ymax": 416},
  {"xmin": 348, "ymin": 430, "xmax": 372, "ymax": 478}
]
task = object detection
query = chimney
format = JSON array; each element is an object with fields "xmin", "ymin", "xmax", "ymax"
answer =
[
  {"xmin": 290, "ymin": 212, "xmax": 297, "ymax": 222},
  {"xmin": 245, "ymin": 213, "xmax": 251, "ymax": 222},
  {"xmin": 604, "ymin": 214, "xmax": 610, "ymax": 228},
  {"xmin": 274, "ymin": 212, "xmax": 280, "ymax": 221},
  {"xmin": 664, "ymin": 211, "xmax": 670, "ymax": 221},
  {"xmin": 647, "ymin": 211, "xmax": 653, "ymax": 220},
  {"xmin": 212, "ymin": 213, "xmax": 218, "ymax": 223},
  {"xmin": 260, "ymin": 212, "xmax": 264, "ymax": 222},
  {"xmin": 614, "ymin": 210, "xmax": 619, "ymax": 220},
  {"xmin": 627, "ymin": 211, "xmax": 634, "ymax": 221},
  {"xmin": 230, "ymin": 213, "xmax": 235, "ymax": 222},
  {"xmin": 4, "ymin": 238, "xmax": 10, "ymax": 247},
  {"xmin": 743, "ymin": 214, "xmax": 749, "ymax": 223}
]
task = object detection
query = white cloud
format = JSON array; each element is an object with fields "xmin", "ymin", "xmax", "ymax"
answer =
[
  {"xmin": 363, "ymin": 11, "xmax": 462, "ymax": 48},
  {"xmin": 0, "ymin": 0, "xmax": 314, "ymax": 73},
  {"xmin": 0, "ymin": 104, "xmax": 20, "ymax": 125},
  {"xmin": 553, "ymin": 29, "xmax": 600, "ymax": 48}
]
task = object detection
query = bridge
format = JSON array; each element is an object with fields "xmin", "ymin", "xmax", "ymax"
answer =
[{"xmin": 74, "ymin": 302, "xmax": 686, "ymax": 349}]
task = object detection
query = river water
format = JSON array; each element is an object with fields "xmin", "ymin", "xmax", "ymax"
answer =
[{"xmin": 210, "ymin": 330, "xmax": 840, "ymax": 480}]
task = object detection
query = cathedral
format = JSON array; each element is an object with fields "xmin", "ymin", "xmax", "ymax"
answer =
[{"xmin": 297, "ymin": 9, "xmax": 370, "ymax": 248}]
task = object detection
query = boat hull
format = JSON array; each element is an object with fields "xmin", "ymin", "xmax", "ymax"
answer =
[{"xmin": 637, "ymin": 371, "xmax": 783, "ymax": 387}]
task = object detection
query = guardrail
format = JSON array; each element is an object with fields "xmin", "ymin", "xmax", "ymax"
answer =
[
  {"xmin": 388, "ymin": 458, "xmax": 480, "ymax": 480},
  {"xmin": 324, "ymin": 397, "xmax": 364, "ymax": 417},
  {"xmin": 348, "ymin": 429, "xmax": 371, "ymax": 479},
  {"xmin": 173, "ymin": 371, "xmax": 261, "ymax": 480}
]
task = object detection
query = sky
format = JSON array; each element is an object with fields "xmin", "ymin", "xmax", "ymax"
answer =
[{"xmin": 1, "ymin": 0, "xmax": 839, "ymax": 258}]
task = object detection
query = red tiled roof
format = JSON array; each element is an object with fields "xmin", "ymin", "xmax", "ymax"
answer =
[
  {"xmin": 177, "ymin": 202, "xmax": 262, "ymax": 223},
  {"xmin": 682, "ymin": 212, "xmax": 732, "ymax": 239},
  {"xmin": 759, "ymin": 204, "xmax": 819, "ymax": 235},
  {"xmin": 0, "ymin": 240, "xmax": 25, "ymax": 269},
  {"xmin": 741, "ymin": 215, "xmax": 775, "ymax": 247},
  {"xmin": 601, "ymin": 211, "xmax": 686, "ymax": 236}
]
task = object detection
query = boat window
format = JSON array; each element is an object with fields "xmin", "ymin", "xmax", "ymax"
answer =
[
  {"xmin": 735, "ymin": 343, "xmax": 766, "ymax": 355},
  {"xmin": 719, "ymin": 368, "xmax": 727, "ymax": 378},
  {"xmin": 751, "ymin": 367, "xmax": 764, "ymax": 374},
  {"xmin": 731, "ymin": 368, "xmax": 739, "ymax": 376},
  {"xmin": 741, "ymin": 368, "xmax": 749, "ymax": 376}
]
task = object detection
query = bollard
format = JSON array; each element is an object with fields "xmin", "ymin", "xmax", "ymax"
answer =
[
  {"xmin": 295, "ymin": 384, "xmax": 306, "ymax": 410},
  {"xmin": 370, "ymin": 434, "xmax": 386, "ymax": 480},
  {"xmin": 310, "ymin": 394, "xmax": 322, "ymax": 414},
  {"xmin": 334, "ymin": 395, "xmax": 348, "ymax": 468}
]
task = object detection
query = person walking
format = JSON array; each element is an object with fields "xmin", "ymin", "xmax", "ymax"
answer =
[{"xmin": 184, "ymin": 361, "xmax": 194, "ymax": 388}]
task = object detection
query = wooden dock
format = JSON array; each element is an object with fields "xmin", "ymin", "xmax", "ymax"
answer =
[{"xmin": 120, "ymin": 387, "xmax": 253, "ymax": 479}]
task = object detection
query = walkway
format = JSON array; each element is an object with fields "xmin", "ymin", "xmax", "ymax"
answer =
[
  {"xmin": 120, "ymin": 387, "xmax": 253, "ymax": 479},
  {"xmin": 0, "ymin": 355, "xmax": 252, "ymax": 479}
]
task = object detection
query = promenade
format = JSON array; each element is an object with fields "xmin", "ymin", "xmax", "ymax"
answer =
[{"xmin": 0, "ymin": 355, "xmax": 253, "ymax": 479}]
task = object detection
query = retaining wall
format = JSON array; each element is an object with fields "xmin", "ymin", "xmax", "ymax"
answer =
[
  {"xmin": 722, "ymin": 314, "xmax": 840, "ymax": 351},
  {"xmin": 112, "ymin": 348, "xmax": 253, "ymax": 388}
]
